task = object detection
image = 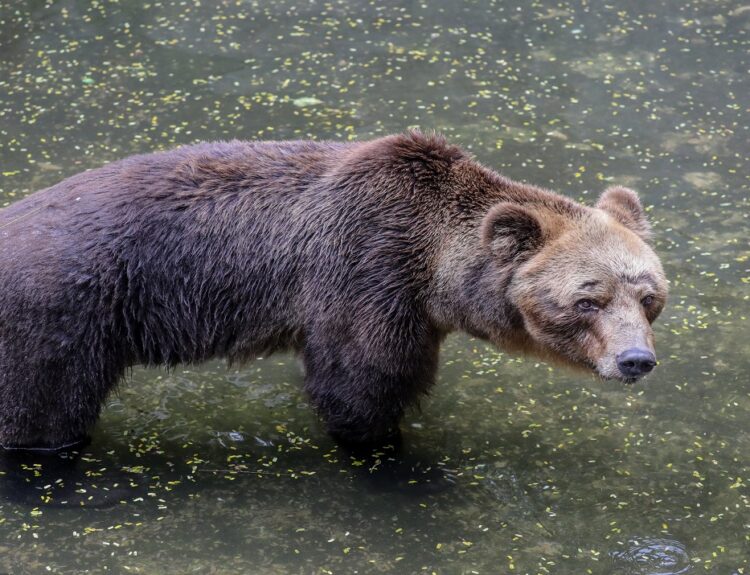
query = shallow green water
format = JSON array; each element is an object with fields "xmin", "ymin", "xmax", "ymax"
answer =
[{"xmin": 0, "ymin": 0, "xmax": 749, "ymax": 573}]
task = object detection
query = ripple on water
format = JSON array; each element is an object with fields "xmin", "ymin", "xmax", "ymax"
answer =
[{"xmin": 611, "ymin": 537, "xmax": 691, "ymax": 575}]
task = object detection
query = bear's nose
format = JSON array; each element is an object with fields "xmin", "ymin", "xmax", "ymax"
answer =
[{"xmin": 616, "ymin": 348, "xmax": 657, "ymax": 378}]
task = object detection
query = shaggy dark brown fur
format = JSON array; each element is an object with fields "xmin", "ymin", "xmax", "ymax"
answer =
[{"xmin": 0, "ymin": 131, "xmax": 667, "ymax": 449}]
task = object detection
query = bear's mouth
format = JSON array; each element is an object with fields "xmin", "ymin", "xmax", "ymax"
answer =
[
  {"xmin": 591, "ymin": 360, "xmax": 647, "ymax": 384},
  {"xmin": 592, "ymin": 355, "xmax": 655, "ymax": 384},
  {"xmin": 597, "ymin": 371, "xmax": 647, "ymax": 385}
]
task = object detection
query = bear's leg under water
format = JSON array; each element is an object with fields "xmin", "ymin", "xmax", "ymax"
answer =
[
  {"xmin": 301, "ymin": 332, "xmax": 439, "ymax": 450},
  {"xmin": 302, "ymin": 341, "xmax": 457, "ymax": 494},
  {"xmin": 303, "ymin": 359, "xmax": 408, "ymax": 450},
  {"xmin": 0, "ymin": 347, "xmax": 116, "ymax": 451}
]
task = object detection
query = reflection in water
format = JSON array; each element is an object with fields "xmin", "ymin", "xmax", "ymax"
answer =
[
  {"xmin": 612, "ymin": 538, "xmax": 691, "ymax": 575},
  {"xmin": 0, "ymin": 449, "xmax": 147, "ymax": 509}
]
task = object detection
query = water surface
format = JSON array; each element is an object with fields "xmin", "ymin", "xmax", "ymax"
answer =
[{"xmin": 1, "ymin": 0, "xmax": 749, "ymax": 573}]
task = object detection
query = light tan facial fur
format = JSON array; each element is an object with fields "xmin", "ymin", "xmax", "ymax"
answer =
[{"xmin": 506, "ymin": 189, "xmax": 667, "ymax": 381}]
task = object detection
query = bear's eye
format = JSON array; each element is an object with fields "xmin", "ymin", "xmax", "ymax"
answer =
[
  {"xmin": 576, "ymin": 299, "xmax": 599, "ymax": 312},
  {"xmin": 642, "ymin": 295, "xmax": 655, "ymax": 307}
]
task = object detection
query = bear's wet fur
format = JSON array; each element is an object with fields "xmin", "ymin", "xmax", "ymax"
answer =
[{"xmin": 0, "ymin": 131, "xmax": 667, "ymax": 449}]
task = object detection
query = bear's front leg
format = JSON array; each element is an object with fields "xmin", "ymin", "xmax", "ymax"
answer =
[
  {"xmin": 305, "ymin": 364, "xmax": 407, "ymax": 451},
  {"xmin": 302, "ymin": 339, "xmax": 439, "ymax": 452}
]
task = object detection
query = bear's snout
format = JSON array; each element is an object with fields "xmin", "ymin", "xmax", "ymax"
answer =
[{"xmin": 616, "ymin": 348, "xmax": 657, "ymax": 380}]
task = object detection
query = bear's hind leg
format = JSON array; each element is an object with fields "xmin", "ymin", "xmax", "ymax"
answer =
[{"xmin": 0, "ymin": 354, "xmax": 117, "ymax": 451}]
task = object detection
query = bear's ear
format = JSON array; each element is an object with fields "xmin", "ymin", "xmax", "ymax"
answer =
[
  {"xmin": 480, "ymin": 202, "xmax": 544, "ymax": 260},
  {"xmin": 596, "ymin": 186, "xmax": 652, "ymax": 242}
]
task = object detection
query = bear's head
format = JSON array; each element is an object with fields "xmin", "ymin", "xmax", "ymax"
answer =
[{"xmin": 480, "ymin": 186, "xmax": 668, "ymax": 382}]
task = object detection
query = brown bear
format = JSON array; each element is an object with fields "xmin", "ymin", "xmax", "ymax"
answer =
[{"xmin": 0, "ymin": 131, "xmax": 667, "ymax": 451}]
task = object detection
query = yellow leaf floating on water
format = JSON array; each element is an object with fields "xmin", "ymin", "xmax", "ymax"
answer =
[{"xmin": 292, "ymin": 96, "xmax": 323, "ymax": 108}]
